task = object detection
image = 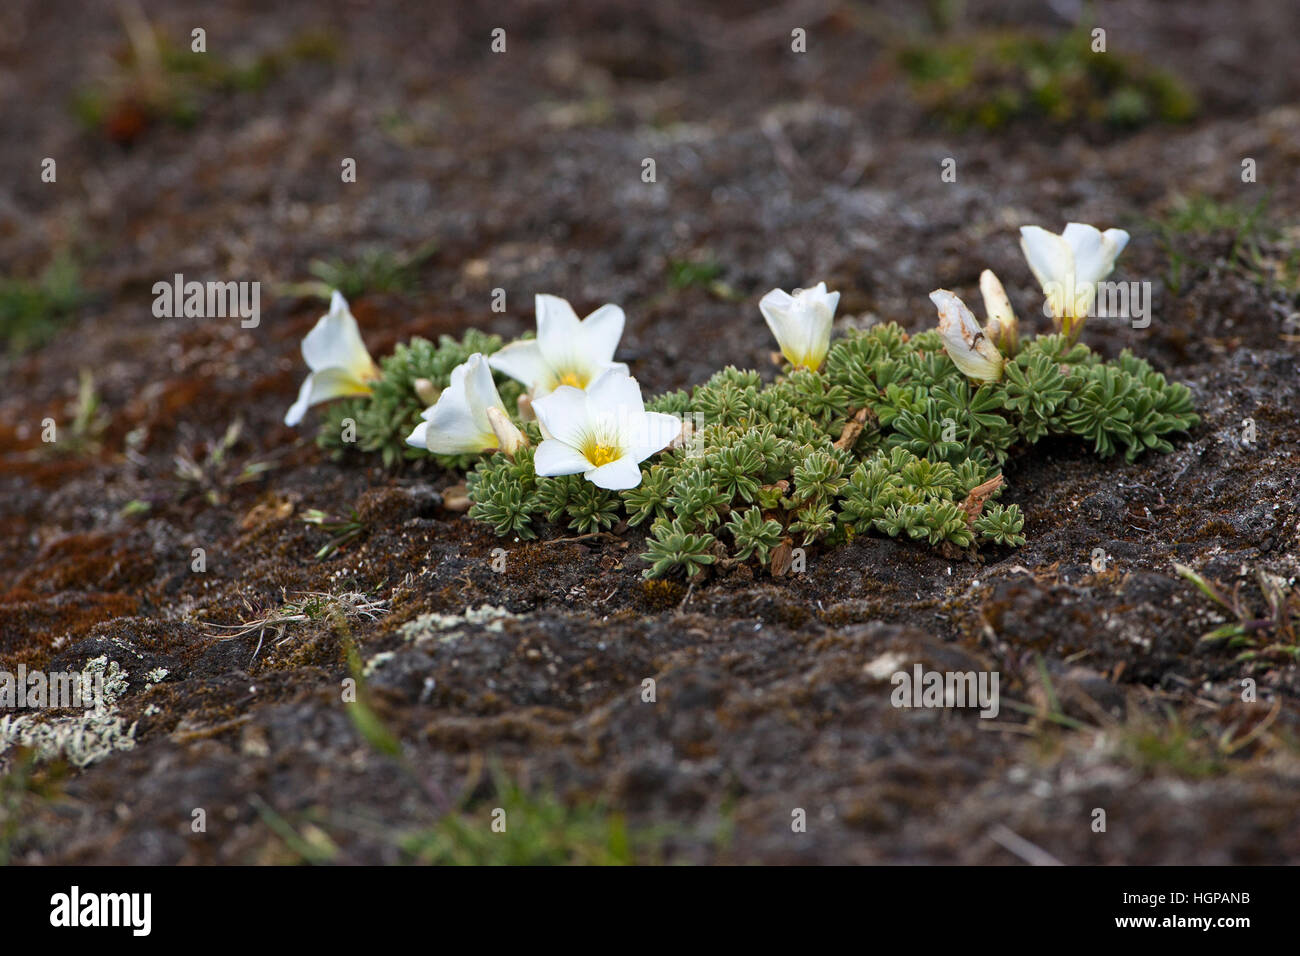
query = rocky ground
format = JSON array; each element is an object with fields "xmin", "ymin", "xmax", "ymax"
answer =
[{"xmin": 1, "ymin": 0, "xmax": 1298, "ymax": 863}]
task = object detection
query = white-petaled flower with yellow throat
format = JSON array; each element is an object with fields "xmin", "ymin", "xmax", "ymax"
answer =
[
  {"xmin": 531, "ymin": 368, "xmax": 681, "ymax": 490},
  {"xmin": 406, "ymin": 353, "xmax": 526, "ymax": 456},
  {"xmin": 758, "ymin": 281, "xmax": 839, "ymax": 371},
  {"xmin": 929, "ymin": 289, "xmax": 1005, "ymax": 383},
  {"xmin": 284, "ymin": 291, "xmax": 380, "ymax": 426},
  {"xmin": 1019, "ymin": 222, "xmax": 1130, "ymax": 337},
  {"xmin": 487, "ymin": 294, "xmax": 628, "ymax": 399}
]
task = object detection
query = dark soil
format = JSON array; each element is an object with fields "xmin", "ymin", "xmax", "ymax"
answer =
[{"xmin": 2, "ymin": 0, "xmax": 1299, "ymax": 864}]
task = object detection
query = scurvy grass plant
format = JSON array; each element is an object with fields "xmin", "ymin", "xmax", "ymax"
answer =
[{"xmin": 293, "ymin": 225, "xmax": 1198, "ymax": 579}]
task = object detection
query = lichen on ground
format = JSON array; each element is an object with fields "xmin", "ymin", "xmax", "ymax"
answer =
[{"xmin": 0, "ymin": 657, "xmax": 135, "ymax": 770}]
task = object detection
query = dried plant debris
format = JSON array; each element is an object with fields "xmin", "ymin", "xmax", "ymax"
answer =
[{"xmin": 206, "ymin": 590, "xmax": 389, "ymax": 662}]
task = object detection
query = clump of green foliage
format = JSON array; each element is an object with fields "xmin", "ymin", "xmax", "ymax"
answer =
[
  {"xmin": 72, "ymin": 13, "xmax": 338, "ymax": 140},
  {"xmin": 174, "ymin": 419, "xmax": 273, "ymax": 504},
  {"xmin": 899, "ymin": 28, "xmax": 1196, "ymax": 132},
  {"xmin": 0, "ymin": 253, "xmax": 83, "ymax": 354},
  {"xmin": 317, "ymin": 329, "xmax": 525, "ymax": 469},
  {"xmin": 1176, "ymin": 563, "xmax": 1299, "ymax": 663},
  {"xmin": 312, "ymin": 317, "xmax": 1196, "ymax": 580},
  {"xmin": 0, "ymin": 750, "xmax": 65, "ymax": 865},
  {"xmin": 48, "ymin": 369, "xmax": 108, "ymax": 457},
  {"xmin": 459, "ymin": 325, "xmax": 1195, "ymax": 578},
  {"xmin": 1151, "ymin": 194, "xmax": 1298, "ymax": 296},
  {"xmin": 304, "ymin": 241, "xmax": 438, "ymax": 300},
  {"xmin": 668, "ymin": 258, "xmax": 723, "ymax": 290},
  {"xmin": 400, "ymin": 779, "xmax": 658, "ymax": 865}
]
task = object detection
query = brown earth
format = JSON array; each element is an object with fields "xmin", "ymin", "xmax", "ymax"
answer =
[{"xmin": 1, "ymin": 0, "xmax": 1298, "ymax": 863}]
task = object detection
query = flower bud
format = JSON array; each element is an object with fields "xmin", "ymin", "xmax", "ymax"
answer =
[{"xmin": 929, "ymin": 289, "xmax": 1004, "ymax": 383}]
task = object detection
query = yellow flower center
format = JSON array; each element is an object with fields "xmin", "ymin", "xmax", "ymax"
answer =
[
  {"xmin": 584, "ymin": 441, "xmax": 620, "ymax": 467},
  {"xmin": 558, "ymin": 370, "xmax": 588, "ymax": 389}
]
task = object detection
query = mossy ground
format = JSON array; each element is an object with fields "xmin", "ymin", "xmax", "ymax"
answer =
[{"xmin": 2, "ymin": 0, "xmax": 1300, "ymax": 863}]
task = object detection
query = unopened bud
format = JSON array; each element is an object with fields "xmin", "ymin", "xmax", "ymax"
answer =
[
  {"xmin": 413, "ymin": 378, "xmax": 439, "ymax": 406},
  {"xmin": 486, "ymin": 406, "xmax": 528, "ymax": 459}
]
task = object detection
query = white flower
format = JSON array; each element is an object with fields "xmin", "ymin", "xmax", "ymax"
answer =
[
  {"xmin": 759, "ymin": 282, "xmax": 840, "ymax": 371},
  {"xmin": 531, "ymin": 368, "xmax": 680, "ymax": 490},
  {"xmin": 1019, "ymin": 222, "xmax": 1131, "ymax": 332},
  {"xmin": 284, "ymin": 292, "xmax": 379, "ymax": 426},
  {"xmin": 929, "ymin": 289, "xmax": 1005, "ymax": 383},
  {"xmin": 406, "ymin": 353, "xmax": 524, "ymax": 456},
  {"xmin": 488, "ymin": 294, "xmax": 628, "ymax": 398},
  {"xmin": 979, "ymin": 269, "xmax": 1019, "ymax": 355}
]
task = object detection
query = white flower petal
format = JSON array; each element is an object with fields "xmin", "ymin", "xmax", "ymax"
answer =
[
  {"xmin": 312, "ymin": 366, "xmax": 376, "ymax": 398},
  {"xmin": 1061, "ymin": 222, "xmax": 1114, "ymax": 286},
  {"xmin": 534, "ymin": 293, "xmax": 583, "ymax": 340},
  {"xmin": 406, "ymin": 420, "xmax": 430, "ymax": 448},
  {"xmin": 284, "ymin": 374, "xmax": 316, "ymax": 426},
  {"xmin": 759, "ymin": 288, "xmax": 794, "ymax": 313},
  {"xmin": 584, "ymin": 366, "xmax": 643, "ymax": 414},
  {"xmin": 1018, "ymin": 226, "xmax": 1074, "ymax": 294},
  {"xmin": 585, "ymin": 455, "xmax": 643, "ymax": 490},
  {"xmin": 809, "ymin": 281, "xmax": 841, "ymax": 316},
  {"xmin": 532, "ymin": 385, "xmax": 591, "ymax": 449},
  {"xmin": 418, "ymin": 357, "xmax": 501, "ymax": 455},
  {"xmin": 461, "ymin": 354, "xmax": 504, "ymax": 428},
  {"xmin": 535, "ymin": 293, "xmax": 584, "ymax": 370},
  {"xmin": 534, "ymin": 438, "xmax": 592, "ymax": 476},
  {"xmin": 538, "ymin": 297, "xmax": 627, "ymax": 389},
  {"xmin": 760, "ymin": 284, "xmax": 836, "ymax": 370},
  {"xmin": 577, "ymin": 303, "xmax": 624, "ymax": 364},
  {"xmin": 628, "ymin": 411, "xmax": 682, "ymax": 463},
  {"xmin": 488, "ymin": 339, "xmax": 552, "ymax": 392},
  {"xmin": 760, "ymin": 289, "xmax": 806, "ymax": 364},
  {"xmin": 494, "ymin": 295, "xmax": 628, "ymax": 396},
  {"xmin": 1103, "ymin": 228, "xmax": 1131, "ymax": 261},
  {"xmin": 301, "ymin": 292, "xmax": 374, "ymax": 380}
]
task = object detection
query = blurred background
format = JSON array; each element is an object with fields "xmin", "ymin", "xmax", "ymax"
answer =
[
  {"xmin": 3, "ymin": 0, "xmax": 1298, "ymax": 416},
  {"xmin": 3, "ymin": 0, "xmax": 1300, "ymax": 865}
]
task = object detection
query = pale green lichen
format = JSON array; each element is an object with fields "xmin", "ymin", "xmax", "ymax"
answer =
[
  {"xmin": 0, "ymin": 657, "xmax": 136, "ymax": 769},
  {"xmin": 398, "ymin": 605, "xmax": 514, "ymax": 646}
]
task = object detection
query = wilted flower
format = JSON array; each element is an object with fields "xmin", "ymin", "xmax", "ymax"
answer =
[
  {"xmin": 532, "ymin": 368, "xmax": 680, "ymax": 490},
  {"xmin": 406, "ymin": 353, "xmax": 525, "ymax": 456},
  {"xmin": 759, "ymin": 282, "xmax": 840, "ymax": 371},
  {"xmin": 979, "ymin": 269, "xmax": 1019, "ymax": 355},
  {"xmin": 1019, "ymin": 222, "xmax": 1131, "ymax": 337},
  {"xmin": 284, "ymin": 292, "xmax": 380, "ymax": 426},
  {"xmin": 488, "ymin": 294, "xmax": 628, "ymax": 398},
  {"xmin": 929, "ymin": 289, "xmax": 1004, "ymax": 383}
]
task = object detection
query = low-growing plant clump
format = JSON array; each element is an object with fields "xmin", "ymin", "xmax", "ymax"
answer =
[
  {"xmin": 464, "ymin": 325, "xmax": 1193, "ymax": 574},
  {"xmin": 899, "ymin": 28, "xmax": 1196, "ymax": 133},
  {"xmin": 290, "ymin": 224, "xmax": 1198, "ymax": 579}
]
